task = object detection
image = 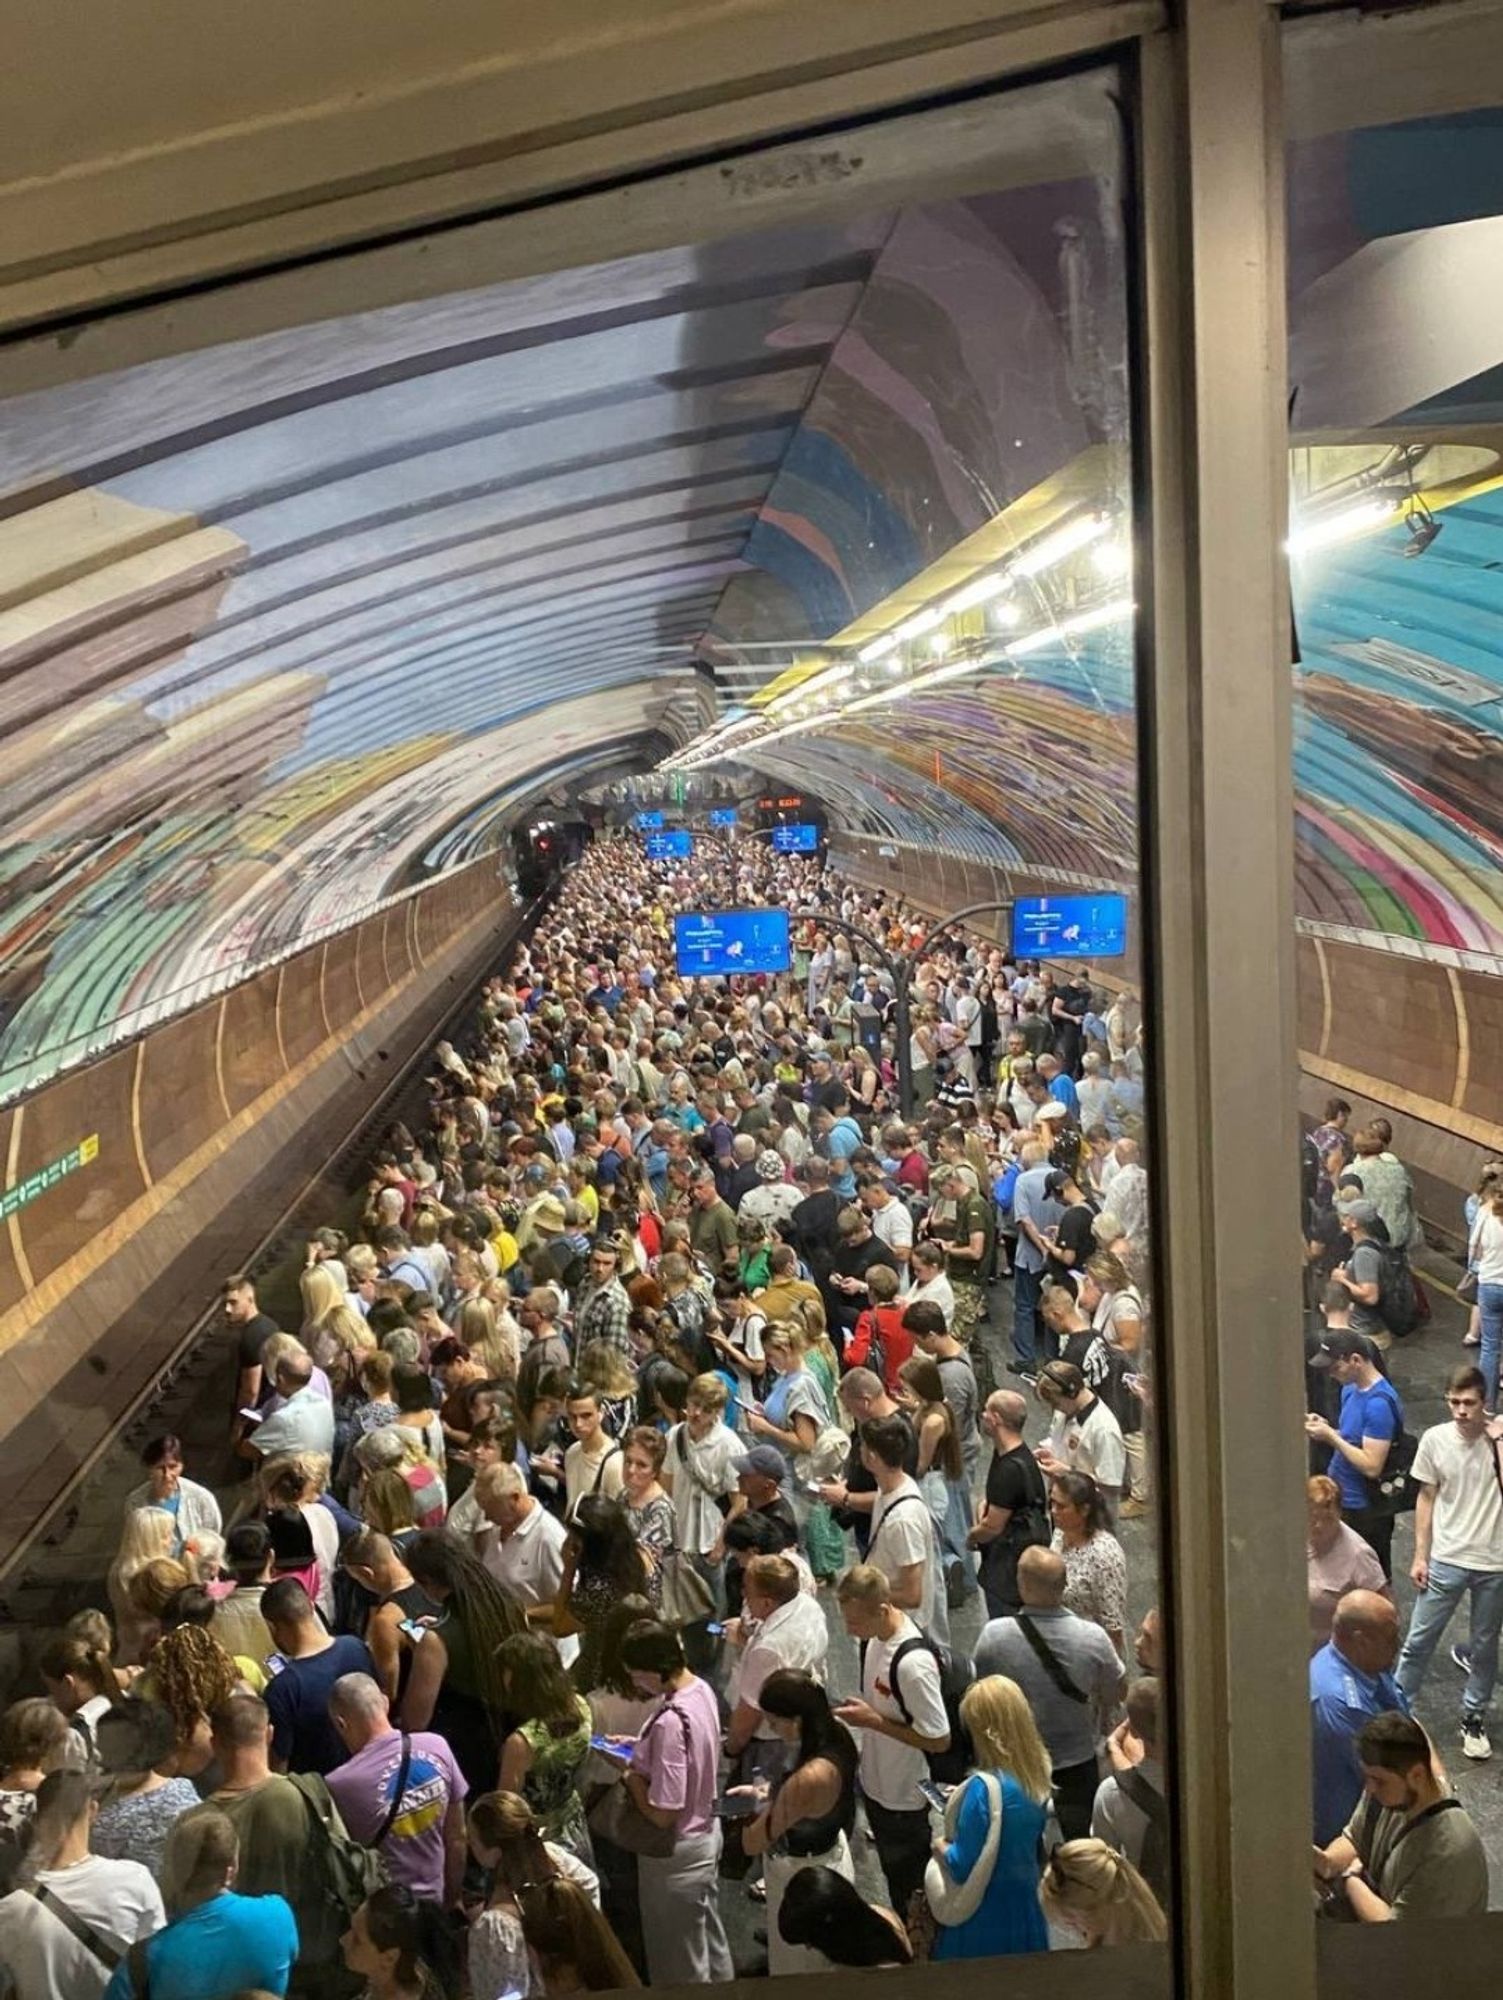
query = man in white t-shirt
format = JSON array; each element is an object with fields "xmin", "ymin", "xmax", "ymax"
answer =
[
  {"xmin": 861, "ymin": 1414, "xmax": 950, "ymax": 1647},
  {"xmin": 1035, "ymin": 1359, "xmax": 1127, "ymax": 1518},
  {"xmin": 724, "ymin": 1555, "xmax": 830, "ymax": 1768},
  {"xmin": 665, "ymin": 1376, "xmax": 747, "ymax": 1576},
  {"xmin": 560, "ymin": 1386, "xmax": 624, "ymax": 1520},
  {"xmin": 834, "ymin": 1564, "xmax": 952, "ymax": 1913},
  {"xmin": 1396, "ymin": 1364, "xmax": 1503, "ymax": 1762},
  {"xmin": 859, "ymin": 1176, "xmax": 914, "ymax": 1288},
  {"xmin": 907, "ymin": 1241, "xmax": 956, "ymax": 1328},
  {"xmin": 0, "ymin": 1773, "xmax": 163, "ymax": 1997}
]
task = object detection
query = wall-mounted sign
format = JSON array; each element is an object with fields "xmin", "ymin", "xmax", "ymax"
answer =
[{"xmin": 1, "ymin": 1133, "xmax": 100, "ymax": 1220}]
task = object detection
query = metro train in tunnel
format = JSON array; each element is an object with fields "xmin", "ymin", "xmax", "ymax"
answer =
[{"xmin": 2, "ymin": 0, "xmax": 1503, "ymax": 1991}]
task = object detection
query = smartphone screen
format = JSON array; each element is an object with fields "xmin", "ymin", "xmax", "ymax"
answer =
[
  {"xmin": 398, "ymin": 1618, "xmax": 427, "ymax": 1642},
  {"xmin": 590, "ymin": 1735, "xmax": 632, "ymax": 1759},
  {"xmin": 704, "ymin": 1621, "xmax": 725, "ymax": 1638},
  {"xmin": 265, "ymin": 1653, "xmax": 287, "ymax": 1676},
  {"xmin": 919, "ymin": 1780, "xmax": 952, "ymax": 1812},
  {"xmin": 713, "ymin": 1792, "xmax": 763, "ymax": 1819}
]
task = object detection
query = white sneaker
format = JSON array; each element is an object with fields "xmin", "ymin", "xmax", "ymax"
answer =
[{"xmin": 1461, "ymin": 1713, "xmax": 1492, "ymax": 1761}]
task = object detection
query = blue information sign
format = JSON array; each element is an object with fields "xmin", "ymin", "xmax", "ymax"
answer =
[
  {"xmin": 635, "ymin": 810, "xmax": 665, "ymax": 829},
  {"xmin": 1011, "ymin": 894, "xmax": 1127, "ymax": 959},
  {"xmin": 708, "ymin": 807, "xmax": 739, "ymax": 828},
  {"xmin": 770, "ymin": 823, "xmax": 819, "ymax": 853},
  {"xmin": 645, "ymin": 829, "xmax": 693, "ymax": 859},
  {"xmin": 674, "ymin": 909, "xmax": 792, "ymax": 977}
]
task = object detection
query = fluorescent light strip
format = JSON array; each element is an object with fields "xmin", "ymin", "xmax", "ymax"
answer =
[
  {"xmin": 1005, "ymin": 596, "xmax": 1136, "ymax": 656},
  {"xmin": 1011, "ymin": 512, "xmax": 1109, "ymax": 576},
  {"xmin": 1286, "ymin": 498, "xmax": 1396, "ymax": 554}
]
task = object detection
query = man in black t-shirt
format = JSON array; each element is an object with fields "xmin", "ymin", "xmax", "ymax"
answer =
[
  {"xmin": 1044, "ymin": 1169, "xmax": 1097, "ymax": 1288},
  {"xmin": 968, "ymin": 1389, "xmax": 1050, "ymax": 1617},
  {"xmin": 226, "ymin": 1273, "xmax": 282, "ymax": 1433},
  {"xmin": 817, "ymin": 1369, "xmax": 917, "ymax": 1559}
]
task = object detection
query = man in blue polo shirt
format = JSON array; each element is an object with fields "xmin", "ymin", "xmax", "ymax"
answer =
[
  {"xmin": 1310, "ymin": 1588, "xmax": 1407, "ymax": 1844},
  {"xmin": 105, "ymin": 1810, "xmax": 296, "ymax": 2000}
]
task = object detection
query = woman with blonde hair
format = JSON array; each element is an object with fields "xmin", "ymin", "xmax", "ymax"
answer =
[
  {"xmin": 924, "ymin": 1675, "xmax": 1052, "ymax": 1960},
  {"xmin": 576, "ymin": 1339, "xmax": 637, "ymax": 1440},
  {"xmin": 518, "ymin": 1875, "xmax": 641, "ymax": 1993},
  {"xmin": 126, "ymin": 1559, "xmax": 193, "ymax": 1662},
  {"xmin": 299, "ymin": 1262, "xmax": 345, "ymax": 1350},
  {"xmin": 1040, "ymin": 1837, "xmax": 1167, "ymax": 1946},
  {"xmin": 458, "ymin": 1296, "xmax": 518, "ymax": 1383},
  {"xmin": 109, "ymin": 1507, "xmax": 179, "ymax": 1664}
]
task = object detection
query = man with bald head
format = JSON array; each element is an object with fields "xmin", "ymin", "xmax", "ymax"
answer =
[
  {"xmin": 1310, "ymin": 1588, "xmax": 1408, "ymax": 1845},
  {"xmin": 974, "ymin": 1544, "xmax": 1126, "ymax": 1837},
  {"xmin": 969, "ymin": 1389, "xmax": 1050, "ymax": 1617}
]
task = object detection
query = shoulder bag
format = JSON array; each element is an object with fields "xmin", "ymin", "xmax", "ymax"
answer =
[
  {"xmin": 585, "ymin": 1700, "xmax": 689, "ymax": 1857},
  {"xmin": 923, "ymin": 1771, "xmax": 1004, "ymax": 1926},
  {"xmin": 1013, "ymin": 1612, "xmax": 1089, "ymax": 1704}
]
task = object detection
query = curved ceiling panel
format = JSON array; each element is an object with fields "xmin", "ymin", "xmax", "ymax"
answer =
[{"xmin": 0, "ymin": 119, "xmax": 1132, "ymax": 1101}]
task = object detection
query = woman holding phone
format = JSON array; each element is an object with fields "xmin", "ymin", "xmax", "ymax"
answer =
[{"xmin": 742, "ymin": 1670, "xmax": 859, "ymax": 1975}]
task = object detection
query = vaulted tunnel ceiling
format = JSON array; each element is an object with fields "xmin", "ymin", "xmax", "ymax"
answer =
[{"xmin": 1, "ymin": 101, "xmax": 1501, "ymax": 1104}]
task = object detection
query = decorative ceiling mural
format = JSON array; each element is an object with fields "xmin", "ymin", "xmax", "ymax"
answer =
[{"xmin": 0, "ymin": 165, "xmax": 1128, "ymax": 1100}]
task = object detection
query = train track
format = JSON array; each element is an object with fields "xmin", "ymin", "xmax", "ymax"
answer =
[{"xmin": 0, "ymin": 893, "xmax": 547, "ymax": 1647}]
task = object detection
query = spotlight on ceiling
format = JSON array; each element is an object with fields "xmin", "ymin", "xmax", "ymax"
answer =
[{"xmin": 1402, "ymin": 499, "xmax": 1442, "ymax": 559}]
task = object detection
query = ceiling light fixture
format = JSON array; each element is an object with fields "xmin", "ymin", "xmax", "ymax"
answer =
[
  {"xmin": 1010, "ymin": 513, "xmax": 1109, "ymax": 577},
  {"xmin": 858, "ymin": 633, "xmax": 899, "ymax": 665},
  {"xmin": 895, "ymin": 606, "xmax": 946, "ymax": 642},
  {"xmin": 941, "ymin": 572, "xmax": 1012, "ymax": 615},
  {"xmin": 1286, "ymin": 497, "xmax": 1396, "ymax": 555}
]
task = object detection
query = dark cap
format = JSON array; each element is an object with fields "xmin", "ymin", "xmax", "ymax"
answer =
[{"xmin": 1309, "ymin": 1330, "xmax": 1381, "ymax": 1369}]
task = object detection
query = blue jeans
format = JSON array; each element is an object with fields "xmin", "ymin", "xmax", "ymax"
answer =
[
  {"xmin": 1013, "ymin": 1264, "xmax": 1044, "ymax": 1366},
  {"xmin": 1396, "ymin": 1558, "xmax": 1503, "ymax": 1713},
  {"xmin": 1479, "ymin": 1283, "xmax": 1503, "ymax": 1412}
]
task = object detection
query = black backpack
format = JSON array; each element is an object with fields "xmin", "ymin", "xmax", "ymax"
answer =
[
  {"xmin": 1362, "ymin": 1385, "xmax": 1420, "ymax": 1514},
  {"xmin": 864, "ymin": 1633, "xmax": 975, "ymax": 1785},
  {"xmin": 1373, "ymin": 1243, "xmax": 1421, "ymax": 1339}
]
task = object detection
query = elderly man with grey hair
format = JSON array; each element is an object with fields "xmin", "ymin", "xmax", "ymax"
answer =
[{"xmin": 325, "ymin": 1674, "xmax": 469, "ymax": 1904}]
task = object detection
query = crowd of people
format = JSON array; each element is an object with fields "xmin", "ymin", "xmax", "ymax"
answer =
[{"xmin": 0, "ymin": 830, "xmax": 1494, "ymax": 1998}]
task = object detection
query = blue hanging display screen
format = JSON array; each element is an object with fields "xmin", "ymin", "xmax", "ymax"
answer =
[
  {"xmin": 1011, "ymin": 894, "xmax": 1128, "ymax": 959},
  {"xmin": 674, "ymin": 908, "xmax": 792, "ymax": 976}
]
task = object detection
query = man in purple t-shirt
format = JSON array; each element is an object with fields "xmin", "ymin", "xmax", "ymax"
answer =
[
  {"xmin": 619, "ymin": 1620, "xmax": 734, "ymax": 1988},
  {"xmin": 325, "ymin": 1674, "xmax": 467, "ymax": 1906}
]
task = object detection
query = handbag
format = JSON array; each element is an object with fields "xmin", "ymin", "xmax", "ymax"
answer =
[
  {"xmin": 585, "ymin": 1700, "xmax": 688, "ymax": 1858},
  {"xmin": 923, "ymin": 1772, "xmax": 1004, "ymax": 1926},
  {"xmin": 655, "ymin": 1547, "xmax": 716, "ymax": 1627}
]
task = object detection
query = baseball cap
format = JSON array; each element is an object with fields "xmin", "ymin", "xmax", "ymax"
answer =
[
  {"xmin": 740, "ymin": 1445, "xmax": 789, "ymax": 1482},
  {"xmin": 1337, "ymin": 1198, "xmax": 1379, "ymax": 1227},
  {"xmin": 1310, "ymin": 1330, "xmax": 1382, "ymax": 1369}
]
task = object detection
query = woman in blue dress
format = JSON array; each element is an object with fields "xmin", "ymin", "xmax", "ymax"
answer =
[{"xmin": 927, "ymin": 1674, "xmax": 1052, "ymax": 1961}]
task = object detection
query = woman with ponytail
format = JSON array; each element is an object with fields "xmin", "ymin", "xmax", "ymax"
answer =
[
  {"xmin": 1040, "ymin": 1836, "xmax": 1168, "ymax": 1946},
  {"xmin": 466, "ymin": 1791, "xmax": 602, "ymax": 1999},
  {"xmin": 339, "ymin": 1883, "xmax": 454, "ymax": 2000},
  {"xmin": 38, "ymin": 1635, "xmax": 120, "ymax": 1769}
]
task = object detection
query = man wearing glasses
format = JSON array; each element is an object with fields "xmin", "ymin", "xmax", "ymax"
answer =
[{"xmin": 1394, "ymin": 1365, "xmax": 1503, "ymax": 1762}]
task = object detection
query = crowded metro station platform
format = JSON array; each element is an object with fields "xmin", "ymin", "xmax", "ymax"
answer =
[{"xmin": 0, "ymin": 823, "xmax": 1496, "ymax": 2000}]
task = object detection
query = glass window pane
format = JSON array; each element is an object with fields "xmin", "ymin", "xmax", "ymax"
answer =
[{"xmin": 1286, "ymin": 9, "xmax": 1503, "ymax": 1975}]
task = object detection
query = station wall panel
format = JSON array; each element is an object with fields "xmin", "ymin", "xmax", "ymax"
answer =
[
  {"xmin": 279, "ymin": 946, "xmax": 328, "ymax": 1070},
  {"xmin": 12, "ymin": 1048, "xmax": 143, "ymax": 1289},
  {"xmin": 220, "ymin": 969, "xmax": 286, "ymax": 1116},
  {"xmin": 323, "ymin": 929, "xmax": 364, "ymax": 1025},
  {"xmin": 355, "ymin": 919, "xmax": 389, "ymax": 1016},
  {"xmin": 137, "ymin": 1005, "xmax": 223, "ymax": 1180}
]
